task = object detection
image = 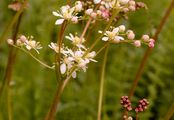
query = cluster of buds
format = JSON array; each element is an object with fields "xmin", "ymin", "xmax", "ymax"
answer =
[
  {"xmin": 120, "ymin": 96, "xmax": 132, "ymax": 111},
  {"xmin": 7, "ymin": 35, "xmax": 42, "ymax": 54},
  {"xmin": 92, "ymin": 0, "xmax": 147, "ymax": 20},
  {"xmin": 99, "ymin": 25, "xmax": 155, "ymax": 48},
  {"xmin": 120, "ymin": 96, "xmax": 149, "ymax": 119},
  {"xmin": 49, "ymin": 33, "xmax": 97, "ymax": 78},
  {"xmin": 53, "ymin": 1, "xmax": 83, "ymax": 25},
  {"xmin": 135, "ymin": 99, "xmax": 149, "ymax": 113}
]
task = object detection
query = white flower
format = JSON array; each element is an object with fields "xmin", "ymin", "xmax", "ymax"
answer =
[
  {"xmin": 53, "ymin": 5, "xmax": 75, "ymax": 25},
  {"xmin": 16, "ymin": 35, "xmax": 42, "ymax": 54},
  {"xmin": 100, "ymin": 27, "xmax": 124, "ymax": 43},
  {"xmin": 25, "ymin": 39, "xmax": 42, "ymax": 54},
  {"xmin": 48, "ymin": 42, "xmax": 59, "ymax": 53},
  {"xmin": 65, "ymin": 33, "xmax": 85, "ymax": 49},
  {"xmin": 48, "ymin": 42, "xmax": 68, "ymax": 55}
]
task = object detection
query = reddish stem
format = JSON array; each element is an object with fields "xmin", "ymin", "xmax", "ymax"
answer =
[{"xmin": 128, "ymin": 0, "xmax": 174, "ymax": 99}]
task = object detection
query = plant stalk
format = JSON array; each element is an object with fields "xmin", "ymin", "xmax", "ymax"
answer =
[{"xmin": 97, "ymin": 45, "xmax": 109, "ymax": 120}]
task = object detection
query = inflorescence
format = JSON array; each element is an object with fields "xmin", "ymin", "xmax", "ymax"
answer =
[{"xmin": 7, "ymin": 0, "xmax": 155, "ymax": 79}]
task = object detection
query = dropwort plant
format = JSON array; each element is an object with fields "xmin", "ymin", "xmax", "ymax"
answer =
[{"xmin": 2, "ymin": 0, "xmax": 174, "ymax": 119}]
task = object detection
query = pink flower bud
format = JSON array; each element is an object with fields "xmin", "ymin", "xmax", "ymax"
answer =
[
  {"xmin": 148, "ymin": 41, "xmax": 155, "ymax": 48},
  {"xmin": 129, "ymin": 0, "xmax": 136, "ymax": 6},
  {"xmin": 71, "ymin": 16, "xmax": 78, "ymax": 23},
  {"xmin": 91, "ymin": 12, "xmax": 97, "ymax": 18},
  {"xmin": 129, "ymin": 5, "xmax": 136, "ymax": 11},
  {"xmin": 142, "ymin": 35, "xmax": 150, "ymax": 42},
  {"xmin": 127, "ymin": 30, "xmax": 135, "ymax": 40},
  {"xmin": 20, "ymin": 35, "xmax": 27, "ymax": 42},
  {"xmin": 75, "ymin": 2, "xmax": 83, "ymax": 12},
  {"xmin": 85, "ymin": 9, "xmax": 93, "ymax": 15},
  {"xmin": 119, "ymin": 25, "xmax": 126, "ymax": 32},
  {"xmin": 134, "ymin": 40, "xmax": 141, "ymax": 47}
]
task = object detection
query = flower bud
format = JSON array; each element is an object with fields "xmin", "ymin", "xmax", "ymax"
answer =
[
  {"xmin": 91, "ymin": 12, "xmax": 97, "ymax": 18},
  {"xmin": 119, "ymin": 25, "xmax": 126, "ymax": 32},
  {"xmin": 85, "ymin": 9, "xmax": 93, "ymax": 15},
  {"xmin": 142, "ymin": 35, "xmax": 150, "ymax": 42},
  {"xmin": 127, "ymin": 30, "xmax": 135, "ymax": 40},
  {"xmin": 134, "ymin": 40, "xmax": 141, "ymax": 47},
  {"xmin": 71, "ymin": 16, "xmax": 78, "ymax": 23},
  {"xmin": 119, "ymin": 0, "xmax": 129, "ymax": 5},
  {"xmin": 7, "ymin": 39, "xmax": 14, "ymax": 45},
  {"xmin": 129, "ymin": 5, "xmax": 136, "ymax": 11},
  {"xmin": 20, "ymin": 35, "xmax": 27, "ymax": 42}
]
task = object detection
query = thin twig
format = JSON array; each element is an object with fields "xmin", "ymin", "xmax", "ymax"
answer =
[
  {"xmin": 97, "ymin": 45, "xmax": 109, "ymax": 120},
  {"xmin": 128, "ymin": 0, "xmax": 174, "ymax": 99},
  {"xmin": 80, "ymin": 17, "xmax": 92, "ymax": 41}
]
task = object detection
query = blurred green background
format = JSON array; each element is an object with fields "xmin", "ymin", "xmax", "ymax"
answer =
[{"xmin": 0, "ymin": 0, "xmax": 174, "ymax": 120}]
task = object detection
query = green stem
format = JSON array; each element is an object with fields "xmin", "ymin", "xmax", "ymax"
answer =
[
  {"xmin": 163, "ymin": 102, "xmax": 174, "ymax": 120},
  {"xmin": 13, "ymin": 45, "xmax": 54, "ymax": 70},
  {"xmin": 97, "ymin": 45, "xmax": 109, "ymax": 120},
  {"xmin": 0, "ymin": 0, "xmax": 28, "ymax": 45},
  {"xmin": 96, "ymin": 42, "xmax": 110, "ymax": 56}
]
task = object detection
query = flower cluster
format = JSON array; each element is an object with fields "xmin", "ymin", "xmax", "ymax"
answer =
[
  {"xmin": 53, "ymin": 1, "xmax": 83, "ymax": 25},
  {"xmin": 7, "ymin": 35, "xmax": 42, "ymax": 54},
  {"xmin": 91, "ymin": 0, "xmax": 147, "ymax": 20},
  {"xmin": 49, "ymin": 34, "xmax": 97, "ymax": 78},
  {"xmin": 135, "ymin": 99, "xmax": 149, "ymax": 113},
  {"xmin": 120, "ymin": 96, "xmax": 132, "ymax": 111},
  {"xmin": 120, "ymin": 96, "xmax": 149, "ymax": 118},
  {"xmin": 99, "ymin": 25, "xmax": 155, "ymax": 48},
  {"xmin": 53, "ymin": 0, "xmax": 146, "ymax": 24}
]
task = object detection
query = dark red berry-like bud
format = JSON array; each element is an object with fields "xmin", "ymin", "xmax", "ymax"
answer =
[
  {"xmin": 120, "ymin": 96, "xmax": 132, "ymax": 111},
  {"xmin": 135, "ymin": 98, "xmax": 149, "ymax": 113}
]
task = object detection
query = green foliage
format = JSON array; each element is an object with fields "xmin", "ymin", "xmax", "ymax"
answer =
[{"xmin": 1, "ymin": 0, "xmax": 174, "ymax": 120}]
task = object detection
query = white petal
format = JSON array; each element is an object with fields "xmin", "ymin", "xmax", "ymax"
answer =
[
  {"xmin": 113, "ymin": 28, "xmax": 119, "ymax": 33},
  {"xmin": 72, "ymin": 71, "xmax": 76, "ymax": 78},
  {"xmin": 55, "ymin": 19, "xmax": 64, "ymax": 25},
  {"xmin": 98, "ymin": 30, "xmax": 103, "ymax": 33},
  {"xmin": 26, "ymin": 45, "xmax": 31, "ymax": 50},
  {"xmin": 102, "ymin": 37, "xmax": 109, "ymax": 41},
  {"xmin": 60, "ymin": 63, "xmax": 66, "ymax": 74},
  {"xmin": 52, "ymin": 11, "xmax": 62, "ymax": 17},
  {"xmin": 94, "ymin": 0, "xmax": 101, "ymax": 4},
  {"xmin": 65, "ymin": 36, "xmax": 72, "ymax": 41},
  {"xmin": 115, "ymin": 36, "xmax": 124, "ymax": 40}
]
